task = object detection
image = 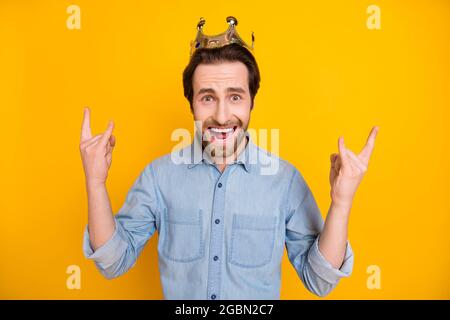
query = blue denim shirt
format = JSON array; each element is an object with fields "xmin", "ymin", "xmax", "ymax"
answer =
[{"xmin": 83, "ymin": 133, "xmax": 354, "ymax": 299}]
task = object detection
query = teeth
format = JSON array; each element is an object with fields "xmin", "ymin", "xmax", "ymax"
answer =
[{"xmin": 210, "ymin": 127, "xmax": 234, "ymax": 133}]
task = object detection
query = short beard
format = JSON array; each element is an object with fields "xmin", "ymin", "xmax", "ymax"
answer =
[
  {"xmin": 205, "ymin": 129, "xmax": 246, "ymax": 163},
  {"xmin": 201, "ymin": 122, "xmax": 248, "ymax": 165}
]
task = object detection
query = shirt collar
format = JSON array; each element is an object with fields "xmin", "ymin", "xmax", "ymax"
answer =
[{"xmin": 187, "ymin": 131, "xmax": 257, "ymax": 173}]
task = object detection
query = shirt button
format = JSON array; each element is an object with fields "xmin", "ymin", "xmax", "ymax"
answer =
[
  {"xmin": 218, "ymin": 183, "xmax": 222, "ymax": 188},
  {"xmin": 215, "ymin": 219, "xmax": 220, "ymax": 224},
  {"xmin": 213, "ymin": 255, "xmax": 219, "ymax": 261},
  {"xmin": 211, "ymin": 294, "xmax": 216, "ymax": 300}
]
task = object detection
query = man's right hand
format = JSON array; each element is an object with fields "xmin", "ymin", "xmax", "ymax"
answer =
[{"xmin": 79, "ymin": 107, "xmax": 116, "ymax": 187}]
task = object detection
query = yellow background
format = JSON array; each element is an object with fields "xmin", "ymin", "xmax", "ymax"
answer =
[{"xmin": 0, "ymin": 0, "xmax": 449, "ymax": 299}]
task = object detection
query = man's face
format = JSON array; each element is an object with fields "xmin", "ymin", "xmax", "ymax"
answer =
[{"xmin": 192, "ymin": 61, "xmax": 252, "ymax": 160}]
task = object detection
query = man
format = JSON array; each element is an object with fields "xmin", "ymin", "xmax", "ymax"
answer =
[{"xmin": 80, "ymin": 17, "xmax": 378, "ymax": 299}]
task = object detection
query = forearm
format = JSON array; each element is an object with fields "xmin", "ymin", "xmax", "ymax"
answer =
[
  {"xmin": 86, "ymin": 182, "xmax": 116, "ymax": 251},
  {"xmin": 318, "ymin": 201, "xmax": 351, "ymax": 269}
]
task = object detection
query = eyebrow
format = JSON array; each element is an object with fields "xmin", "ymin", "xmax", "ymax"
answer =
[{"xmin": 197, "ymin": 87, "xmax": 247, "ymax": 95}]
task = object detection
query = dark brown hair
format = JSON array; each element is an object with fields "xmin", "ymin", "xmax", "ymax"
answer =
[{"xmin": 182, "ymin": 43, "xmax": 261, "ymax": 110}]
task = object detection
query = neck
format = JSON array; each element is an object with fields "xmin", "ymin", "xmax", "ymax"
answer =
[{"xmin": 213, "ymin": 136, "xmax": 248, "ymax": 173}]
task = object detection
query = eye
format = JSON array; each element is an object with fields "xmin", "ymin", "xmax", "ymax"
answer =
[
  {"xmin": 201, "ymin": 95, "xmax": 214, "ymax": 102},
  {"xmin": 231, "ymin": 95, "xmax": 242, "ymax": 102}
]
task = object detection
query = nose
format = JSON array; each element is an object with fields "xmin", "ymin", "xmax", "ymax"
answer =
[{"xmin": 213, "ymin": 99, "xmax": 232, "ymax": 125}]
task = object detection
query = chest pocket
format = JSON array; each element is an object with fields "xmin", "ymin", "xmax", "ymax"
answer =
[
  {"xmin": 228, "ymin": 214, "xmax": 277, "ymax": 268},
  {"xmin": 161, "ymin": 208, "xmax": 204, "ymax": 262}
]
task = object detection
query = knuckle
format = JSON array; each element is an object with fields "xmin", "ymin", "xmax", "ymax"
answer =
[{"xmin": 85, "ymin": 144, "xmax": 96, "ymax": 153}]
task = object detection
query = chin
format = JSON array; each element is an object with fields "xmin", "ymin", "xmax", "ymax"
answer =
[{"xmin": 203, "ymin": 127, "xmax": 246, "ymax": 160}]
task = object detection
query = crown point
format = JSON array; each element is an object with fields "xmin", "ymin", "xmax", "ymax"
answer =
[
  {"xmin": 226, "ymin": 16, "xmax": 238, "ymax": 26},
  {"xmin": 197, "ymin": 17, "xmax": 206, "ymax": 30}
]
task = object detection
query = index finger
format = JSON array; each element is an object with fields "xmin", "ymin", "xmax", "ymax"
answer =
[
  {"xmin": 359, "ymin": 126, "xmax": 379, "ymax": 163},
  {"xmin": 99, "ymin": 120, "xmax": 114, "ymax": 147},
  {"xmin": 338, "ymin": 136, "xmax": 350, "ymax": 167},
  {"xmin": 81, "ymin": 107, "xmax": 92, "ymax": 141}
]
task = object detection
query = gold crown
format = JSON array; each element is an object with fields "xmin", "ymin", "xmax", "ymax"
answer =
[{"xmin": 190, "ymin": 16, "xmax": 255, "ymax": 57}]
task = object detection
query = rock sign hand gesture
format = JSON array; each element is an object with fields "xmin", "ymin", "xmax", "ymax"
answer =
[
  {"xmin": 79, "ymin": 107, "xmax": 116, "ymax": 187},
  {"xmin": 329, "ymin": 126, "xmax": 379, "ymax": 209}
]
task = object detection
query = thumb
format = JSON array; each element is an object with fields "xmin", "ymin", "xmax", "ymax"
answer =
[
  {"xmin": 109, "ymin": 135, "xmax": 116, "ymax": 147},
  {"xmin": 330, "ymin": 153, "xmax": 338, "ymax": 163}
]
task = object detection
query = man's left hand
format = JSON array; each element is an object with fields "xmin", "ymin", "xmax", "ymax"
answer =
[{"xmin": 329, "ymin": 126, "xmax": 379, "ymax": 210}]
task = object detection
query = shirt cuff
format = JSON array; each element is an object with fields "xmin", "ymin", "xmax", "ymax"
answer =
[
  {"xmin": 307, "ymin": 235, "xmax": 354, "ymax": 284},
  {"xmin": 82, "ymin": 220, "xmax": 128, "ymax": 269}
]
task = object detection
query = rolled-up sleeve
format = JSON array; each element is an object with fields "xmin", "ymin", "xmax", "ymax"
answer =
[
  {"xmin": 82, "ymin": 163, "xmax": 160, "ymax": 279},
  {"xmin": 83, "ymin": 220, "xmax": 128, "ymax": 272},
  {"xmin": 284, "ymin": 168, "xmax": 354, "ymax": 297},
  {"xmin": 307, "ymin": 236, "xmax": 353, "ymax": 285}
]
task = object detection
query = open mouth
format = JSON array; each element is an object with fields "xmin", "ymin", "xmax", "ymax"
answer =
[{"xmin": 206, "ymin": 126, "xmax": 238, "ymax": 143}]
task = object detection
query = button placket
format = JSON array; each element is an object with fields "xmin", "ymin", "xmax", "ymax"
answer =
[{"xmin": 206, "ymin": 169, "xmax": 230, "ymax": 300}]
